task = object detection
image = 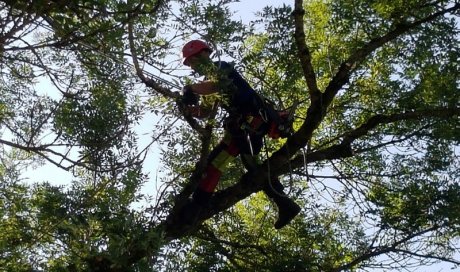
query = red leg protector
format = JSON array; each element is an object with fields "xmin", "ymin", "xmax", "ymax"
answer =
[
  {"xmin": 198, "ymin": 138, "xmax": 240, "ymax": 193},
  {"xmin": 198, "ymin": 164, "xmax": 222, "ymax": 193}
]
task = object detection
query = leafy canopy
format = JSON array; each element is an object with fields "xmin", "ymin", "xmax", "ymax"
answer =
[{"xmin": 0, "ymin": 0, "xmax": 459, "ymax": 271}]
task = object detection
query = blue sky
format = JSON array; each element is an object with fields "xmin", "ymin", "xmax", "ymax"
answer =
[{"xmin": 230, "ymin": 0, "xmax": 290, "ymax": 22}]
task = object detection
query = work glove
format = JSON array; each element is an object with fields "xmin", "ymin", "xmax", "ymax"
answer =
[{"xmin": 181, "ymin": 85, "xmax": 199, "ymax": 106}]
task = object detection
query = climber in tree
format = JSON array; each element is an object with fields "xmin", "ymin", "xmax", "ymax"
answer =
[{"xmin": 180, "ymin": 40, "xmax": 300, "ymax": 229}]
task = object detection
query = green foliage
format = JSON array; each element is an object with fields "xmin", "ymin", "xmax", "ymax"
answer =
[
  {"xmin": 54, "ymin": 83, "xmax": 128, "ymax": 149},
  {"xmin": 175, "ymin": 0, "xmax": 246, "ymax": 47},
  {"xmin": 0, "ymin": 161, "xmax": 154, "ymax": 271},
  {"xmin": 161, "ymin": 192, "xmax": 367, "ymax": 271},
  {"xmin": 242, "ymin": 5, "xmax": 304, "ymax": 108},
  {"xmin": 368, "ymin": 176, "xmax": 460, "ymax": 233}
]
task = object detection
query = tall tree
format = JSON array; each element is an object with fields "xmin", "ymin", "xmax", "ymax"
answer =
[{"xmin": 0, "ymin": 0, "xmax": 459, "ymax": 271}]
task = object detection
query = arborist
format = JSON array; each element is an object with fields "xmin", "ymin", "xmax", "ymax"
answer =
[{"xmin": 179, "ymin": 40, "xmax": 300, "ymax": 229}]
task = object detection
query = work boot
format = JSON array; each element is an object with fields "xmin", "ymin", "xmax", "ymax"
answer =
[
  {"xmin": 272, "ymin": 195, "xmax": 301, "ymax": 229},
  {"xmin": 264, "ymin": 178, "xmax": 301, "ymax": 229}
]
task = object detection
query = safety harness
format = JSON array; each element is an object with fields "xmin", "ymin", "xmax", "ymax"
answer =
[{"xmin": 241, "ymin": 94, "xmax": 296, "ymax": 138}]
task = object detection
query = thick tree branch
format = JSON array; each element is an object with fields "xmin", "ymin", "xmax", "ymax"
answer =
[
  {"xmin": 167, "ymin": 106, "xmax": 460, "ymax": 238},
  {"xmin": 160, "ymin": 103, "xmax": 460, "ymax": 241}
]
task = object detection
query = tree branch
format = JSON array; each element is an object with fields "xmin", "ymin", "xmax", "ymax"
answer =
[
  {"xmin": 160, "ymin": 103, "xmax": 460, "ymax": 241},
  {"xmin": 288, "ymin": 107, "xmax": 460, "ymax": 169},
  {"xmin": 342, "ymin": 108, "xmax": 460, "ymax": 145},
  {"xmin": 292, "ymin": 0, "xmax": 321, "ymax": 100},
  {"xmin": 395, "ymin": 248, "xmax": 460, "ymax": 266},
  {"xmin": 127, "ymin": 20, "xmax": 177, "ymax": 100},
  {"xmin": 322, "ymin": 3, "xmax": 460, "ymax": 105},
  {"xmin": 197, "ymin": 227, "xmax": 268, "ymax": 256},
  {"xmin": 332, "ymin": 225, "xmax": 443, "ymax": 271}
]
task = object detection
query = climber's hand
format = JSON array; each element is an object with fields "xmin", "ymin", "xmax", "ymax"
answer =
[{"xmin": 182, "ymin": 85, "xmax": 199, "ymax": 106}]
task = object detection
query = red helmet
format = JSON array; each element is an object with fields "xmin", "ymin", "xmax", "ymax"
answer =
[{"xmin": 182, "ymin": 40, "xmax": 212, "ymax": 65}]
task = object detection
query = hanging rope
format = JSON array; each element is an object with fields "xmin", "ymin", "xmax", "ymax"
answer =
[{"xmin": 263, "ymin": 136, "xmax": 287, "ymax": 197}]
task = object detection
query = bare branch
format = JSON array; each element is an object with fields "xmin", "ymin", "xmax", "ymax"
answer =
[
  {"xmin": 342, "ymin": 108, "xmax": 460, "ymax": 145},
  {"xmin": 127, "ymin": 20, "xmax": 209, "ymax": 136},
  {"xmin": 332, "ymin": 225, "xmax": 442, "ymax": 272},
  {"xmin": 395, "ymin": 249, "xmax": 460, "ymax": 266},
  {"xmin": 127, "ymin": 21, "xmax": 177, "ymax": 99}
]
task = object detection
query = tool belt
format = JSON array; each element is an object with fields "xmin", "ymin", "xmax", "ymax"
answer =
[
  {"xmin": 224, "ymin": 114, "xmax": 267, "ymax": 137},
  {"xmin": 224, "ymin": 109, "xmax": 292, "ymax": 140},
  {"xmin": 250, "ymin": 94, "xmax": 295, "ymax": 139},
  {"xmin": 224, "ymin": 91, "xmax": 295, "ymax": 141}
]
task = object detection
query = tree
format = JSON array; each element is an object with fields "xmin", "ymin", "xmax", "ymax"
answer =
[{"xmin": 0, "ymin": 0, "xmax": 459, "ymax": 271}]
